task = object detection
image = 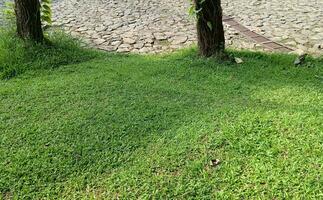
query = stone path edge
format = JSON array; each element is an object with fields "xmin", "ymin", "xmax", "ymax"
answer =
[{"xmin": 223, "ymin": 15, "xmax": 293, "ymax": 53}]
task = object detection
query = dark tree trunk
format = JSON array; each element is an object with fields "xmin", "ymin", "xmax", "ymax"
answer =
[
  {"xmin": 14, "ymin": 0, "xmax": 44, "ymax": 42},
  {"xmin": 194, "ymin": 0, "xmax": 225, "ymax": 57}
]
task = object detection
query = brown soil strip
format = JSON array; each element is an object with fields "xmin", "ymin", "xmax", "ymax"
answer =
[{"xmin": 223, "ymin": 15, "xmax": 293, "ymax": 52}]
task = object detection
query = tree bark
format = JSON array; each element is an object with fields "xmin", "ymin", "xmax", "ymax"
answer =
[
  {"xmin": 194, "ymin": 0, "xmax": 225, "ymax": 57},
  {"xmin": 14, "ymin": 0, "xmax": 44, "ymax": 42}
]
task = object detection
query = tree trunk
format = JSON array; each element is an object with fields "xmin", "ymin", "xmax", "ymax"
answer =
[
  {"xmin": 14, "ymin": 0, "xmax": 44, "ymax": 42},
  {"xmin": 194, "ymin": 0, "xmax": 225, "ymax": 57}
]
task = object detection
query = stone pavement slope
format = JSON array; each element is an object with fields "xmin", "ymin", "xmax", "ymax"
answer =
[
  {"xmin": 223, "ymin": 0, "xmax": 323, "ymax": 54},
  {"xmin": 51, "ymin": 0, "xmax": 262, "ymax": 53},
  {"xmin": 1, "ymin": 0, "xmax": 322, "ymax": 54},
  {"xmin": 52, "ymin": 0, "xmax": 322, "ymax": 54}
]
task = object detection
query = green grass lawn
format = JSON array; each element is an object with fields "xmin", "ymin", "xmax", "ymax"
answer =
[{"xmin": 0, "ymin": 42, "xmax": 323, "ymax": 198}]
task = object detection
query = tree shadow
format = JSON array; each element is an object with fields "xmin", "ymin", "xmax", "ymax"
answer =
[{"xmin": 0, "ymin": 48, "xmax": 322, "ymax": 197}]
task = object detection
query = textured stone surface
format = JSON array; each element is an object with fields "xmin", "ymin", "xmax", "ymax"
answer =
[
  {"xmin": 223, "ymin": 0, "xmax": 323, "ymax": 55},
  {"xmin": 1, "ymin": 0, "xmax": 322, "ymax": 55},
  {"xmin": 50, "ymin": 0, "xmax": 259, "ymax": 53}
]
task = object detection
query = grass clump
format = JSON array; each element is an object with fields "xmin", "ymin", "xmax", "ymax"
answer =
[{"xmin": 0, "ymin": 28, "xmax": 98, "ymax": 79}]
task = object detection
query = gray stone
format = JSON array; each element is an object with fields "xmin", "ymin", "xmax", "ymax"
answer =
[
  {"xmin": 144, "ymin": 38, "xmax": 154, "ymax": 44},
  {"xmin": 286, "ymin": 41, "xmax": 297, "ymax": 46},
  {"xmin": 144, "ymin": 43, "xmax": 153, "ymax": 47},
  {"xmin": 139, "ymin": 47, "xmax": 152, "ymax": 53},
  {"xmin": 95, "ymin": 26, "xmax": 107, "ymax": 32},
  {"xmin": 111, "ymin": 40, "xmax": 122, "ymax": 47},
  {"xmin": 234, "ymin": 57, "xmax": 244, "ymax": 64},
  {"xmin": 134, "ymin": 43, "xmax": 145, "ymax": 49},
  {"xmin": 117, "ymin": 44, "xmax": 132, "ymax": 53},
  {"xmin": 93, "ymin": 38, "xmax": 106, "ymax": 45},
  {"xmin": 171, "ymin": 36, "xmax": 188, "ymax": 45},
  {"xmin": 77, "ymin": 27, "xmax": 88, "ymax": 32},
  {"xmin": 154, "ymin": 33, "xmax": 168, "ymax": 41},
  {"xmin": 123, "ymin": 38, "xmax": 136, "ymax": 44}
]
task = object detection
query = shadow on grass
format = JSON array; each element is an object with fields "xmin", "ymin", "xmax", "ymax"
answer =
[
  {"xmin": 0, "ymin": 29, "xmax": 99, "ymax": 79},
  {"xmin": 0, "ymin": 46, "xmax": 322, "ymax": 198}
]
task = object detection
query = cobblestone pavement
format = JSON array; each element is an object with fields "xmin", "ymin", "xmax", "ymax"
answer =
[
  {"xmin": 224, "ymin": 0, "xmax": 323, "ymax": 54},
  {"xmin": 51, "ymin": 0, "xmax": 263, "ymax": 53},
  {"xmin": 2, "ymin": 0, "xmax": 322, "ymax": 54}
]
